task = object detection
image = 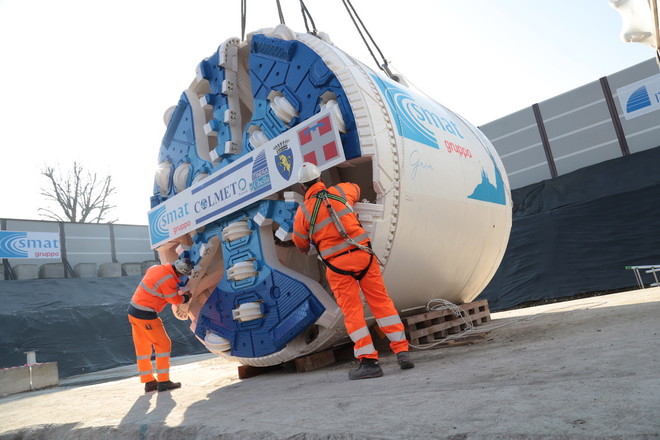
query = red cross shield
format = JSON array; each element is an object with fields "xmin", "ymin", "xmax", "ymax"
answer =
[{"xmin": 297, "ymin": 115, "xmax": 339, "ymax": 166}]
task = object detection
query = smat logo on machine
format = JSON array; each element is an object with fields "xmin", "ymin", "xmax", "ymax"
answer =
[
  {"xmin": 0, "ymin": 231, "xmax": 61, "ymax": 259},
  {"xmin": 148, "ymin": 205, "xmax": 173, "ymax": 245},
  {"xmin": 445, "ymin": 140, "xmax": 472, "ymax": 158},
  {"xmin": 372, "ymin": 75, "xmax": 464, "ymax": 149}
]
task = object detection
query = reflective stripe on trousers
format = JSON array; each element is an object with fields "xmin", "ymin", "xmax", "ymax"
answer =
[
  {"xmin": 375, "ymin": 314, "xmax": 407, "ymax": 344},
  {"xmin": 325, "ymin": 250, "xmax": 409, "ymax": 360},
  {"xmin": 349, "ymin": 326, "xmax": 376, "ymax": 358},
  {"xmin": 128, "ymin": 314, "xmax": 172, "ymax": 383}
]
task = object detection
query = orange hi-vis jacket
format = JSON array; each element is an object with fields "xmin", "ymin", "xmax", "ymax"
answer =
[
  {"xmin": 129, "ymin": 264, "xmax": 185, "ymax": 316},
  {"xmin": 128, "ymin": 263, "xmax": 185, "ymax": 383},
  {"xmin": 292, "ymin": 181, "xmax": 370, "ymax": 259},
  {"xmin": 292, "ymin": 181, "xmax": 409, "ymax": 360}
]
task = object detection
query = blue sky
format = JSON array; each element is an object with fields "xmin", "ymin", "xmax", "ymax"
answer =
[{"xmin": 0, "ymin": 0, "xmax": 655, "ymax": 225}]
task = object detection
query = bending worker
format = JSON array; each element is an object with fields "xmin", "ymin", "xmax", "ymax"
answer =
[
  {"xmin": 127, "ymin": 259, "xmax": 193, "ymax": 393},
  {"xmin": 292, "ymin": 162, "xmax": 414, "ymax": 380}
]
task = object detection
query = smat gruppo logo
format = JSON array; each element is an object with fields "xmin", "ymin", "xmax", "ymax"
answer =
[
  {"xmin": 0, "ymin": 231, "xmax": 28, "ymax": 258},
  {"xmin": 372, "ymin": 75, "xmax": 464, "ymax": 149},
  {"xmin": 0, "ymin": 231, "xmax": 61, "ymax": 259},
  {"xmin": 626, "ymin": 86, "xmax": 652, "ymax": 113},
  {"xmin": 617, "ymin": 72, "xmax": 660, "ymax": 120},
  {"xmin": 148, "ymin": 205, "xmax": 170, "ymax": 246}
]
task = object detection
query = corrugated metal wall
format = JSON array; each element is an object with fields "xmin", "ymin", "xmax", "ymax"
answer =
[
  {"xmin": 480, "ymin": 58, "xmax": 660, "ymax": 190},
  {"xmin": 1, "ymin": 219, "xmax": 157, "ymax": 280}
]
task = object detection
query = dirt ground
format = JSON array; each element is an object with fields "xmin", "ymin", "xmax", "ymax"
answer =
[{"xmin": 0, "ymin": 288, "xmax": 659, "ymax": 440}]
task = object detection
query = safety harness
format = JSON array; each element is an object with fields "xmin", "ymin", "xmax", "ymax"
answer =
[{"xmin": 308, "ymin": 189, "xmax": 379, "ymax": 280}]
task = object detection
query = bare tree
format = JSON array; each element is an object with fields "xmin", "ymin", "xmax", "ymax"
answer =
[{"xmin": 39, "ymin": 162, "xmax": 117, "ymax": 223}]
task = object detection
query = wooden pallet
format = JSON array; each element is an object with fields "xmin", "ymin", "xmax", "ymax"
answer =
[{"xmin": 403, "ymin": 299, "xmax": 491, "ymax": 348}]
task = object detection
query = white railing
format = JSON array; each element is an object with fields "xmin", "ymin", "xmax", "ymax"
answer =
[{"xmin": 626, "ymin": 265, "xmax": 660, "ymax": 289}]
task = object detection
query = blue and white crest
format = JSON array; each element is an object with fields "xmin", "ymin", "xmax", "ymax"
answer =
[{"xmin": 275, "ymin": 148, "xmax": 294, "ymax": 181}]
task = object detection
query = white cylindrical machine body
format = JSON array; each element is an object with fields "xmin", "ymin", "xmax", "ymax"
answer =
[{"xmin": 297, "ymin": 33, "xmax": 512, "ymax": 310}]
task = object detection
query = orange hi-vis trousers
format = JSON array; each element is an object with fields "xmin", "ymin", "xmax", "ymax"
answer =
[
  {"xmin": 128, "ymin": 315, "xmax": 172, "ymax": 383},
  {"xmin": 324, "ymin": 250, "xmax": 409, "ymax": 360}
]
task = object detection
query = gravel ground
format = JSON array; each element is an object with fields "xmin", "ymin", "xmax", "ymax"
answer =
[{"xmin": 0, "ymin": 288, "xmax": 659, "ymax": 440}]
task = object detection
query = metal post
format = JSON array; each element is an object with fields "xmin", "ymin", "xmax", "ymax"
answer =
[
  {"xmin": 600, "ymin": 76, "xmax": 630, "ymax": 156},
  {"xmin": 58, "ymin": 222, "xmax": 77, "ymax": 278},
  {"xmin": 532, "ymin": 103, "xmax": 558, "ymax": 178},
  {"xmin": 109, "ymin": 223, "xmax": 118, "ymax": 263},
  {"xmin": 25, "ymin": 351, "xmax": 36, "ymax": 391}
]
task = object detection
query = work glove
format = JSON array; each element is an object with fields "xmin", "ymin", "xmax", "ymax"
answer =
[{"xmin": 182, "ymin": 292, "xmax": 192, "ymax": 304}]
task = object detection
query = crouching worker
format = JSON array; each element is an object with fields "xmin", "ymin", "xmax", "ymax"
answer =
[
  {"xmin": 127, "ymin": 258, "xmax": 193, "ymax": 393},
  {"xmin": 292, "ymin": 162, "xmax": 414, "ymax": 380}
]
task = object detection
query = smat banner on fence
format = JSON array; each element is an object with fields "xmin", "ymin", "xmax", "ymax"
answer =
[{"xmin": 0, "ymin": 231, "xmax": 61, "ymax": 259}]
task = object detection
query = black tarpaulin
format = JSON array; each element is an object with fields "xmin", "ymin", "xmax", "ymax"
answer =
[
  {"xmin": 0, "ymin": 276, "xmax": 206, "ymax": 378},
  {"xmin": 478, "ymin": 146, "xmax": 660, "ymax": 311}
]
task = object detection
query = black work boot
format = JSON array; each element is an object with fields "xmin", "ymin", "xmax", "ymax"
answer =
[
  {"xmin": 396, "ymin": 351, "xmax": 415, "ymax": 369},
  {"xmin": 348, "ymin": 358, "xmax": 383, "ymax": 380},
  {"xmin": 144, "ymin": 380, "xmax": 158, "ymax": 393},
  {"xmin": 157, "ymin": 380, "xmax": 182, "ymax": 392}
]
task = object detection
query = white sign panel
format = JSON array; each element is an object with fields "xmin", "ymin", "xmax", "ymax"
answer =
[
  {"xmin": 617, "ymin": 72, "xmax": 660, "ymax": 120},
  {"xmin": 0, "ymin": 231, "xmax": 61, "ymax": 259},
  {"xmin": 148, "ymin": 110, "xmax": 345, "ymax": 248}
]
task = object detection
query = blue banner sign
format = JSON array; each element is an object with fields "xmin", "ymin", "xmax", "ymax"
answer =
[
  {"xmin": 148, "ymin": 110, "xmax": 345, "ymax": 248},
  {"xmin": 0, "ymin": 231, "xmax": 61, "ymax": 259},
  {"xmin": 617, "ymin": 72, "xmax": 660, "ymax": 120}
]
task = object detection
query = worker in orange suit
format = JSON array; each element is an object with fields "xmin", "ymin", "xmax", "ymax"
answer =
[
  {"xmin": 127, "ymin": 259, "xmax": 193, "ymax": 393},
  {"xmin": 292, "ymin": 162, "xmax": 414, "ymax": 379}
]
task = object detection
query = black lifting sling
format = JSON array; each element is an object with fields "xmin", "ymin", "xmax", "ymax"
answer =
[{"xmin": 308, "ymin": 189, "xmax": 376, "ymax": 280}]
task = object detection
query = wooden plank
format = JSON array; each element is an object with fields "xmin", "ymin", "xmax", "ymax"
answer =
[
  {"xmin": 237, "ymin": 364, "xmax": 280, "ymax": 379},
  {"xmin": 408, "ymin": 322, "xmax": 467, "ymax": 341},
  {"xmin": 294, "ymin": 349, "xmax": 336, "ymax": 373},
  {"xmin": 405, "ymin": 300, "xmax": 490, "ymax": 327},
  {"xmin": 290, "ymin": 344, "xmax": 353, "ymax": 373},
  {"xmin": 405, "ymin": 308, "xmax": 456, "ymax": 326}
]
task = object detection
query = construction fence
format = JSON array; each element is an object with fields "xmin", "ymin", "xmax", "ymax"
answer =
[
  {"xmin": 1, "ymin": 218, "xmax": 157, "ymax": 281},
  {"xmin": 480, "ymin": 58, "xmax": 660, "ymax": 190}
]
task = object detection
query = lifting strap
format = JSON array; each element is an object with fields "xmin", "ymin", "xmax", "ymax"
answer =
[
  {"xmin": 241, "ymin": 0, "xmax": 319, "ymax": 41},
  {"xmin": 340, "ymin": 0, "xmax": 394, "ymax": 79}
]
